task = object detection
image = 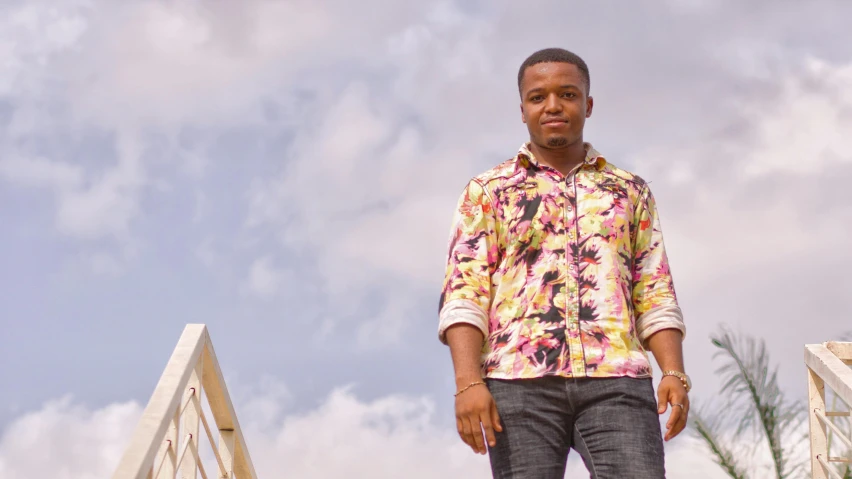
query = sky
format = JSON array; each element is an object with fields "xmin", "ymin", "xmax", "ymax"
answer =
[{"xmin": 1, "ymin": 0, "xmax": 851, "ymax": 477}]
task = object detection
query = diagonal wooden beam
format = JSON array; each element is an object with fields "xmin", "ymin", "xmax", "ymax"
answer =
[{"xmin": 202, "ymin": 335, "xmax": 258, "ymax": 478}]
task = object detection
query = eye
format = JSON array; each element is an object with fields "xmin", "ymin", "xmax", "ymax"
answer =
[{"xmin": 562, "ymin": 92, "xmax": 576, "ymax": 98}]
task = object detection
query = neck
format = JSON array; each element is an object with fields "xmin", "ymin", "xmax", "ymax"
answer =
[{"xmin": 528, "ymin": 140, "xmax": 586, "ymax": 175}]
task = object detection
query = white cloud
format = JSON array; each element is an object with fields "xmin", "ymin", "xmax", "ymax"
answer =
[
  {"xmin": 194, "ymin": 237, "xmax": 218, "ymax": 270},
  {"xmin": 0, "ymin": 0, "xmax": 90, "ymax": 101},
  {"xmin": 740, "ymin": 57, "xmax": 852, "ymax": 178},
  {"xmin": 0, "ymin": 387, "xmax": 732, "ymax": 479},
  {"xmin": 242, "ymin": 256, "xmax": 290, "ymax": 299},
  {"xmin": 0, "ymin": 396, "xmax": 141, "ymax": 479},
  {"xmin": 0, "ymin": 156, "xmax": 83, "ymax": 191},
  {"xmin": 0, "ymin": 133, "xmax": 146, "ymax": 244},
  {"xmin": 633, "ymin": 56, "xmax": 852, "ymax": 290},
  {"xmin": 0, "ymin": 0, "xmax": 437, "ymax": 250},
  {"xmin": 54, "ymin": 131, "xmax": 146, "ymax": 241}
]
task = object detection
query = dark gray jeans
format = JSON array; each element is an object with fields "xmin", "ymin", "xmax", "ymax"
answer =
[{"xmin": 486, "ymin": 376, "xmax": 665, "ymax": 478}]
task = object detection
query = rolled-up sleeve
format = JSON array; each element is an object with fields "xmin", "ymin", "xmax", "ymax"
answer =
[
  {"xmin": 437, "ymin": 179, "xmax": 497, "ymax": 345},
  {"xmin": 631, "ymin": 185, "xmax": 686, "ymax": 344}
]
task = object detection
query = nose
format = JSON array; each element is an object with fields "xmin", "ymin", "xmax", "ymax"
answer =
[{"xmin": 544, "ymin": 93, "xmax": 561, "ymax": 113}]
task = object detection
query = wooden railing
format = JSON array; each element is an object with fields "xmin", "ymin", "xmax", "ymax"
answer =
[
  {"xmin": 806, "ymin": 342, "xmax": 852, "ymax": 479},
  {"xmin": 112, "ymin": 324, "xmax": 257, "ymax": 479}
]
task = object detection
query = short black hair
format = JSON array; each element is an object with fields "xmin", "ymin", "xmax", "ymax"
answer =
[{"xmin": 517, "ymin": 48, "xmax": 590, "ymax": 96}]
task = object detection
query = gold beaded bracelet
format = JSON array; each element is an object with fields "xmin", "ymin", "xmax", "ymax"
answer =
[{"xmin": 454, "ymin": 381, "xmax": 486, "ymax": 397}]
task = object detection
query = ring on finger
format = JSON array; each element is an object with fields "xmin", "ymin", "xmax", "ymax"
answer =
[{"xmin": 672, "ymin": 403, "xmax": 685, "ymax": 410}]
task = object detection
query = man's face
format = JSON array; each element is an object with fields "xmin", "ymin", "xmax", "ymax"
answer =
[{"xmin": 520, "ymin": 62, "xmax": 593, "ymax": 149}]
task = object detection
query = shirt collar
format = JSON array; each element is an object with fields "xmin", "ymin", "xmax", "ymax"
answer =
[{"xmin": 517, "ymin": 142, "xmax": 607, "ymax": 171}]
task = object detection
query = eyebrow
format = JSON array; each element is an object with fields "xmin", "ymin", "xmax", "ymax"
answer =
[{"xmin": 525, "ymin": 84, "xmax": 582, "ymax": 95}]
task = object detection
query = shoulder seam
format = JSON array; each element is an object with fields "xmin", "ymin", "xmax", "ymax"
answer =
[{"xmin": 471, "ymin": 177, "xmax": 498, "ymax": 212}]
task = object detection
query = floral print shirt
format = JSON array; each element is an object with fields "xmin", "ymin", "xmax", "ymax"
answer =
[{"xmin": 438, "ymin": 143, "xmax": 685, "ymax": 379}]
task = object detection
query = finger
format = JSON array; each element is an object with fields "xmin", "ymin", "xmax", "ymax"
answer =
[
  {"xmin": 657, "ymin": 384, "xmax": 668, "ymax": 414},
  {"xmin": 670, "ymin": 413, "xmax": 687, "ymax": 439},
  {"xmin": 456, "ymin": 417, "xmax": 468, "ymax": 444},
  {"xmin": 665, "ymin": 401, "xmax": 685, "ymax": 441},
  {"xmin": 666, "ymin": 401, "xmax": 680, "ymax": 431},
  {"xmin": 671, "ymin": 402, "xmax": 689, "ymax": 439},
  {"xmin": 667, "ymin": 410, "xmax": 687, "ymax": 440},
  {"xmin": 460, "ymin": 416, "xmax": 477, "ymax": 452},
  {"xmin": 468, "ymin": 415, "xmax": 487, "ymax": 454},
  {"xmin": 491, "ymin": 402, "xmax": 503, "ymax": 433},
  {"xmin": 480, "ymin": 411, "xmax": 497, "ymax": 449}
]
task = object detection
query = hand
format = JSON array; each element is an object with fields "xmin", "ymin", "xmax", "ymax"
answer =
[
  {"xmin": 455, "ymin": 382, "xmax": 502, "ymax": 455},
  {"xmin": 657, "ymin": 375, "xmax": 689, "ymax": 441}
]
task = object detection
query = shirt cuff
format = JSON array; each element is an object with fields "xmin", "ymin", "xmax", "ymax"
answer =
[
  {"xmin": 438, "ymin": 299, "xmax": 489, "ymax": 345},
  {"xmin": 636, "ymin": 304, "xmax": 686, "ymax": 344}
]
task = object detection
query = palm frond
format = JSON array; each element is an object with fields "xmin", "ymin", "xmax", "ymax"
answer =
[
  {"xmin": 710, "ymin": 326, "xmax": 805, "ymax": 479},
  {"xmin": 690, "ymin": 409, "xmax": 748, "ymax": 479}
]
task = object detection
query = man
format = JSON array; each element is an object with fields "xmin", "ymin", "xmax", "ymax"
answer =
[{"xmin": 437, "ymin": 48, "xmax": 690, "ymax": 478}]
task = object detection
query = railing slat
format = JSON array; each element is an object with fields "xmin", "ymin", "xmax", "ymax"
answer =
[
  {"xmin": 188, "ymin": 438, "xmax": 209, "ymax": 479},
  {"xmin": 175, "ymin": 433, "xmax": 193, "ymax": 471},
  {"xmin": 817, "ymin": 455, "xmax": 845, "ymax": 479},
  {"xmin": 193, "ymin": 394, "xmax": 229, "ymax": 475},
  {"xmin": 112, "ymin": 325, "xmax": 208, "ymax": 479},
  {"xmin": 815, "ymin": 409, "xmax": 852, "ymax": 450}
]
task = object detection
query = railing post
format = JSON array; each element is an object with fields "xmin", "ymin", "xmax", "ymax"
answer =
[
  {"xmin": 810, "ymin": 366, "xmax": 828, "ymax": 479},
  {"xmin": 218, "ymin": 429, "xmax": 235, "ymax": 478}
]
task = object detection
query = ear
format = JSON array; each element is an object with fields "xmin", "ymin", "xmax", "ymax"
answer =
[
  {"xmin": 520, "ymin": 103, "xmax": 527, "ymax": 124},
  {"xmin": 585, "ymin": 96, "xmax": 594, "ymax": 118}
]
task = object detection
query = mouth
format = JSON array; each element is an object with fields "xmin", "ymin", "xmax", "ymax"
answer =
[{"xmin": 541, "ymin": 119, "xmax": 568, "ymax": 127}]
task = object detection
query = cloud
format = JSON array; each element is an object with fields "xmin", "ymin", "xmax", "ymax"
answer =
[
  {"xmin": 0, "ymin": 0, "xmax": 442, "ymax": 250},
  {"xmin": 0, "ymin": 156, "xmax": 83, "ymax": 191},
  {"xmin": 55, "ymin": 131, "xmax": 147, "ymax": 241},
  {"xmin": 240, "ymin": 256, "xmax": 309, "ymax": 301},
  {"xmin": 0, "ymin": 388, "xmax": 732, "ymax": 478},
  {"xmin": 241, "ymin": 256, "xmax": 292, "ymax": 299},
  {"xmin": 0, "ymin": 397, "xmax": 141, "ymax": 479},
  {"xmin": 740, "ymin": 57, "xmax": 852, "ymax": 177},
  {"xmin": 0, "ymin": 132, "xmax": 145, "ymax": 242},
  {"xmin": 2, "ymin": 0, "xmax": 851, "ymax": 460}
]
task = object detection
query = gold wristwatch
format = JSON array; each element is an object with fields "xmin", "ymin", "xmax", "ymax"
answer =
[{"xmin": 662, "ymin": 370, "xmax": 691, "ymax": 393}]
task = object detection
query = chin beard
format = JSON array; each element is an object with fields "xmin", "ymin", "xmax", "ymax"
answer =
[{"xmin": 546, "ymin": 136, "xmax": 568, "ymax": 147}]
